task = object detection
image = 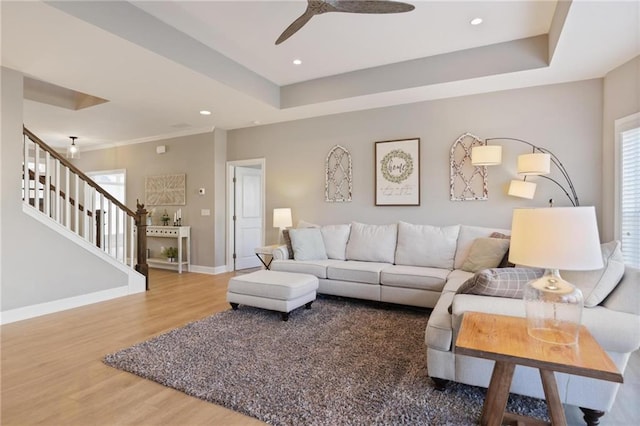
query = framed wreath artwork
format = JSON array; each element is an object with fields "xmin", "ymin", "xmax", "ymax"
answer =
[{"xmin": 375, "ymin": 138, "xmax": 420, "ymax": 206}]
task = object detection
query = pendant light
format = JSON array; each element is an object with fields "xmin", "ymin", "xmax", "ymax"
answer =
[{"xmin": 67, "ymin": 136, "xmax": 80, "ymax": 159}]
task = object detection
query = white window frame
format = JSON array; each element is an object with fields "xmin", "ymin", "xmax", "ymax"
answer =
[{"xmin": 614, "ymin": 112, "xmax": 640, "ymax": 267}]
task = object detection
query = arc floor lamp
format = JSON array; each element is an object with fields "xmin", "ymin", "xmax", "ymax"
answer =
[{"xmin": 471, "ymin": 137, "xmax": 579, "ymax": 206}]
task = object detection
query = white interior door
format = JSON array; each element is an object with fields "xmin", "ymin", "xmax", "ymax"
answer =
[{"xmin": 234, "ymin": 166, "xmax": 263, "ymax": 270}]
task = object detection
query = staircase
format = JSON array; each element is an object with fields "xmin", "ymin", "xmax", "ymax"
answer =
[{"xmin": 21, "ymin": 127, "xmax": 149, "ymax": 288}]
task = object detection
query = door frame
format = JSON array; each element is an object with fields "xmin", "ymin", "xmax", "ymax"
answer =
[{"xmin": 226, "ymin": 158, "xmax": 266, "ymax": 272}]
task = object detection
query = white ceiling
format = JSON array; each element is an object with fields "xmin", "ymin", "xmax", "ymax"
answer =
[{"xmin": 2, "ymin": 1, "xmax": 639, "ymax": 150}]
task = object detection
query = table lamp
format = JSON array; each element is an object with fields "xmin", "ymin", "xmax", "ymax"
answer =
[
  {"xmin": 273, "ymin": 208, "xmax": 292, "ymax": 244},
  {"xmin": 509, "ymin": 207, "xmax": 603, "ymax": 345}
]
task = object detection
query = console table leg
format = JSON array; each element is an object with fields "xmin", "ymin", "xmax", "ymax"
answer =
[
  {"xmin": 580, "ymin": 408, "xmax": 605, "ymax": 426},
  {"xmin": 539, "ymin": 369, "xmax": 567, "ymax": 426},
  {"xmin": 481, "ymin": 361, "xmax": 515, "ymax": 426}
]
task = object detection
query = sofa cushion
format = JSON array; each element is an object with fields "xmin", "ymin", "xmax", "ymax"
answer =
[
  {"xmin": 395, "ymin": 222, "xmax": 460, "ymax": 269},
  {"xmin": 562, "ymin": 240, "xmax": 625, "ymax": 307},
  {"xmin": 442, "ymin": 269, "xmax": 475, "ymax": 293},
  {"xmin": 271, "ymin": 259, "xmax": 340, "ymax": 279},
  {"xmin": 327, "ymin": 261, "xmax": 391, "ymax": 285},
  {"xmin": 380, "ymin": 265, "xmax": 449, "ymax": 291},
  {"xmin": 454, "ymin": 225, "xmax": 510, "ymax": 269},
  {"xmin": 490, "ymin": 232, "xmax": 514, "ymax": 267},
  {"xmin": 461, "ymin": 237, "xmax": 510, "ymax": 273},
  {"xmin": 457, "ymin": 268, "xmax": 545, "ymax": 299},
  {"xmin": 602, "ymin": 266, "xmax": 639, "ymax": 315},
  {"xmin": 289, "ymin": 228, "xmax": 328, "ymax": 261},
  {"xmin": 321, "ymin": 224, "xmax": 351, "ymax": 260},
  {"xmin": 346, "ymin": 222, "xmax": 397, "ymax": 263}
]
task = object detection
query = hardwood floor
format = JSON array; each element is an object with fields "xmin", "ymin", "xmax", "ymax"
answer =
[
  {"xmin": 1, "ymin": 269, "xmax": 638, "ymax": 425},
  {"xmin": 1, "ymin": 269, "xmax": 263, "ymax": 425}
]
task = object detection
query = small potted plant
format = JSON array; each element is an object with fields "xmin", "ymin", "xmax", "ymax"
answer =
[
  {"xmin": 161, "ymin": 210, "xmax": 170, "ymax": 226},
  {"xmin": 164, "ymin": 247, "xmax": 178, "ymax": 262}
]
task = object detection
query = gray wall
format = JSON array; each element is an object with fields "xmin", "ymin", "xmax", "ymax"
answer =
[
  {"xmin": 228, "ymin": 79, "xmax": 604, "ymax": 244},
  {"xmin": 601, "ymin": 55, "xmax": 640, "ymax": 242},
  {"xmin": 1, "ymin": 67, "xmax": 128, "ymax": 311},
  {"xmin": 75, "ymin": 131, "xmax": 223, "ymax": 269}
]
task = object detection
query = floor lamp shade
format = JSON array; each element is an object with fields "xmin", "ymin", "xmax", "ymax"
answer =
[
  {"xmin": 471, "ymin": 145, "xmax": 502, "ymax": 166},
  {"xmin": 517, "ymin": 153, "xmax": 551, "ymax": 175},
  {"xmin": 508, "ymin": 180, "xmax": 536, "ymax": 199},
  {"xmin": 510, "ymin": 207, "xmax": 603, "ymax": 344}
]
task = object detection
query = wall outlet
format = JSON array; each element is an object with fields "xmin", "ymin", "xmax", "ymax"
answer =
[
  {"xmin": 201, "ymin": 209, "xmax": 211, "ymax": 216},
  {"xmin": 198, "ymin": 187, "xmax": 205, "ymax": 195}
]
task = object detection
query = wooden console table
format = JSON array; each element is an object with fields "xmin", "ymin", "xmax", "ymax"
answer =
[
  {"xmin": 146, "ymin": 226, "xmax": 190, "ymax": 273},
  {"xmin": 455, "ymin": 312, "xmax": 622, "ymax": 426}
]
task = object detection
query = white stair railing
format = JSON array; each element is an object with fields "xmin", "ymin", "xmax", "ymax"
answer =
[{"xmin": 22, "ymin": 127, "xmax": 149, "ymax": 287}]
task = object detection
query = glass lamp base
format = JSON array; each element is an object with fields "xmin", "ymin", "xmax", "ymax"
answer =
[{"xmin": 524, "ymin": 269, "xmax": 584, "ymax": 345}]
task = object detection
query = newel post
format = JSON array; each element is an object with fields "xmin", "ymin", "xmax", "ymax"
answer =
[
  {"xmin": 135, "ymin": 199, "xmax": 149, "ymax": 290},
  {"xmin": 95, "ymin": 210, "xmax": 102, "ymax": 248}
]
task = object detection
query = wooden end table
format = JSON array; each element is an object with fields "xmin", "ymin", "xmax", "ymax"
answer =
[{"xmin": 455, "ymin": 312, "xmax": 623, "ymax": 426}]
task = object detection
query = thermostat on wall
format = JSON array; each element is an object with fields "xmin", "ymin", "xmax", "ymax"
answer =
[{"xmin": 156, "ymin": 145, "xmax": 166, "ymax": 154}]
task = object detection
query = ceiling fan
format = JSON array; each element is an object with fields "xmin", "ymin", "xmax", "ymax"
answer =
[{"xmin": 275, "ymin": 0, "xmax": 415, "ymax": 45}]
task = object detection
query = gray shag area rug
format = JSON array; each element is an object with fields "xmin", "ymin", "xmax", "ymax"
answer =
[{"xmin": 104, "ymin": 297, "xmax": 549, "ymax": 425}]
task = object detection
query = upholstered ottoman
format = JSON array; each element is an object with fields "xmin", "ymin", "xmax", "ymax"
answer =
[{"xmin": 227, "ymin": 270, "xmax": 319, "ymax": 321}]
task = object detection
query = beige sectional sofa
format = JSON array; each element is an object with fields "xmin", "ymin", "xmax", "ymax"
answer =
[
  {"xmin": 272, "ymin": 221, "xmax": 509, "ymax": 308},
  {"xmin": 271, "ymin": 221, "xmax": 640, "ymax": 423}
]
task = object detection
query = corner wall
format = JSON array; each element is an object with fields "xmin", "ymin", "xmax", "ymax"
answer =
[
  {"xmin": 602, "ymin": 55, "xmax": 640, "ymax": 242},
  {"xmin": 228, "ymin": 79, "xmax": 603, "ymax": 243},
  {"xmin": 1, "ymin": 67, "xmax": 130, "ymax": 313}
]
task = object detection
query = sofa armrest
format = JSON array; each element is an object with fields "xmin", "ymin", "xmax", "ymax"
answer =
[
  {"xmin": 603, "ymin": 266, "xmax": 639, "ymax": 315},
  {"xmin": 272, "ymin": 245, "xmax": 289, "ymax": 260}
]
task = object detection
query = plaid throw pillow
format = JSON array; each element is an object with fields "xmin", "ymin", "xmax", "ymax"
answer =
[{"xmin": 457, "ymin": 267, "xmax": 545, "ymax": 299}]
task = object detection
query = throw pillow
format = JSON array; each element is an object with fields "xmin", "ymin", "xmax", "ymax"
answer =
[
  {"xmin": 457, "ymin": 267, "xmax": 545, "ymax": 299},
  {"xmin": 490, "ymin": 232, "xmax": 515, "ymax": 268},
  {"xmin": 288, "ymin": 228, "xmax": 328, "ymax": 261},
  {"xmin": 345, "ymin": 222, "xmax": 397, "ymax": 263},
  {"xmin": 321, "ymin": 224, "xmax": 351, "ymax": 260},
  {"xmin": 561, "ymin": 240, "xmax": 625, "ymax": 307},
  {"xmin": 395, "ymin": 222, "xmax": 460, "ymax": 269},
  {"xmin": 282, "ymin": 229, "xmax": 294, "ymax": 259},
  {"xmin": 461, "ymin": 238, "xmax": 511, "ymax": 273}
]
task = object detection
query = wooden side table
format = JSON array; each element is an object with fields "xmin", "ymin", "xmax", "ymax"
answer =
[
  {"xmin": 455, "ymin": 312, "xmax": 623, "ymax": 426},
  {"xmin": 254, "ymin": 244, "xmax": 281, "ymax": 270}
]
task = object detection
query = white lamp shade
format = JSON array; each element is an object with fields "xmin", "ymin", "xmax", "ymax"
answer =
[
  {"xmin": 517, "ymin": 153, "xmax": 550, "ymax": 175},
  {"xmin": 273, "ymin": 208, "xmax": 292, "ymax": 229},
  {"xmin": 508, "ymin": 180, "xmax": 536, "ymax": 199},
  {"xmin": 509, "ymin": 207, "xmax": 603, "ymax": 271},
  {"xmin": 471, "ymin": 145, "xmax": 502, "ymax": 166}
]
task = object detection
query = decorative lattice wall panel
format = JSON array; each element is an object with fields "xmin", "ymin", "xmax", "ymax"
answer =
[
  {"xmin": 450, "ymin": 133, "xmax": 488, "ymax": 201},
  {"xmin": 325, "ymin": 145, "xmax": 352, "ymax": 202}
]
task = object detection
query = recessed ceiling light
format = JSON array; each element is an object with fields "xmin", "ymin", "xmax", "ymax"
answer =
[
  {"xmin": 293, "ymin": 59, "xmax": 302, "ymax": 65},
  {"xmin": 252, "ymin": 120, "xmax": 261, "ymax": 125},
  {"xmin": 470, "ymin": 18, "xmax": 483, "ymax": 26},
  {"xmin": 199, "ymin": 110, "xmax": 211, "ymax": 115}
]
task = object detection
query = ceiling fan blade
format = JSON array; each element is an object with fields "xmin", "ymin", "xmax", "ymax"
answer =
[
  {"xmin": 328, "ymin": 0, "xmax": 414, "ymax": 14},
  {"xmin": 275, "ymin": 9, "xmax": 317, "ymax": 45}
]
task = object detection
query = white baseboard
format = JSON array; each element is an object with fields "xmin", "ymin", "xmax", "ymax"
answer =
[
  {"xmin": 0, "ymin": 285, "xmax": 134, "ymax": 325},
  {"xmin": 189, "ymin": 264, "xmax": 228, "ymax": 275}
]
